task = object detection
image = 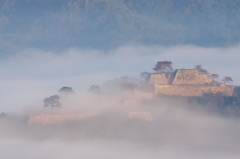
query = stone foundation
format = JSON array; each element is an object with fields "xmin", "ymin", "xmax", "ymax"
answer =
[
  {"xmin": 128, "ymin": 112, "xmax": 153, "ymax": 122},
  {"xmin": 28, "ymin": 113, "xmax": 98, "ymax": 125},
  {"xmin": 172, "ymin": 69, "xmax": 213, "ymax": 85},
  {"xmin": 155, "ymin": 84, "xmax": 234, "ymax": 97},
  {"xmin": 149, "ymin": 73, "xmax": 173, "ymax": 85},
  {"xmin": 124, "ymin": 100, "xmax": 141, "ymax": 107},
  {"xmin": 134, "ymin": 90, "xmax": 154, "ymax": 99}
]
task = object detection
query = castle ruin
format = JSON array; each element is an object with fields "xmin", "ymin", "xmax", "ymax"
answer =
[
  {"xmin": 145, "ymin": 69, "xmax": 236, "ymax": 97},
  {"xmin": 28, "ymin": 69, "xmax": 239, "ymax": 125}
]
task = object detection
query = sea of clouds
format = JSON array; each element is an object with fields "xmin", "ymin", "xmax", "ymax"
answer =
[
  {"xmin": 1, "ymin": 44, "xmax": 240, "ymax": 112},
  {"xmin": 1, "ymin": 44, "xmax": 240, "ymax": 158}
]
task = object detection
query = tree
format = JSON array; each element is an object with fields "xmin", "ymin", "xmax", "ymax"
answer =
[
  {"xmin": 0, "ymin": 112, "xmax": 7, "ymax": 119},
  {"xmin": 59, "ymin": 86, "xmax": 75, "ymax": 96},
  {"xmin": 194, "ymin": 64, "xmax": 209, "ymax": 74},
  {"xmin": 210, "ymin": 73, "xmax": 219, "ymax": 80},
  {"xmin": 153, "ymin": 61, "xmax": 173, "ymax": 72},
  {"xmin": 43, "ymin": 95, "xmax": 61, "ymax": 108},
  {"xmin": 222, "ymin": 76, "xmax": 233, "ymax": 84},
  {"xmin": 89, "ymin": 85, "xmax": 101, "ymax": 94},
  {"xmin": 140, "ymin": 72, "xmax": 150, "ymax": 81}
]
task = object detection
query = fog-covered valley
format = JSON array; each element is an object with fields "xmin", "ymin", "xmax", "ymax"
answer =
[
  {"xmin": 1, "ymin": 45, "xmax": 240, "ymax": 158},
  {"xmin": 1, "ymin": 0, "xmax": 240, "ymax": 158}
]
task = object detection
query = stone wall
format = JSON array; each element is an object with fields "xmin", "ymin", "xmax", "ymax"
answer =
[
  {"xmin": 155, "ymin": 84, "xmax": 234, "ymax": 97},
  {"xmin": 172, "ymin": 69, "xmax": 213, "ymax": 85},
  {"xmin": 28, "ymin": 112, "xmax": 154, "ymax": 125},
  {"xmin": 128, "ymin": 112, "xmax": 153, "ymax": 122},
  {"xmin": 149, "ymin": 73, "xmax": 173, "ymax": 85},
  {"xmin": 124, "ymin": 99, "xmax": 141, "ymax": 107},
  {"xmin": 28, "ymin": 113, "xmax": 97, "ymax": 125},
  {"xmin": 134, "ymin": 89, "xmax": 154, "ymax": 99}
]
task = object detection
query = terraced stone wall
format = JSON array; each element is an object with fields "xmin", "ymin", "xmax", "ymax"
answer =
[
  {"xmin": 155, "ymin": 84, "xmax": 234, "ymax": 97},
  {"xmin": 134, "ymin": 89, "xmax": 154, "ymax": 99},
  {"xmin": 149, "ymin": 73, "xmax": 174, "ymax": 85},
  {"xmin": 128, "ymin": 112, "xmax": 153, "ymax": 122},
  {"xmin": 172, "ymin": 70, "xmax": 213, "ymax": 85},
  {"xmin": 28, "ymin": 113, "xmax": 97, "ymax": 125}
]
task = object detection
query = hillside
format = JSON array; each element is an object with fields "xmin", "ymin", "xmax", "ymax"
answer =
[{"xmin": 1, "ymin": 0, "xmax": 240, "ymax": 52}]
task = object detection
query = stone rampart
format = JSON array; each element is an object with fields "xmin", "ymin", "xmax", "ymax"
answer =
[
  {"xmin": 172, "ymin": 70, "xmax": 212, "ymax": 85},
  {"xmin": 134, "ymin": 90, "xmax": 154, "ymax": 99},
  {"xmin": 149, "ymin": 73, "xmax": 173, "ymax": 85},
  {"xmin": 124, "ymin": 99, "xmax": 141, "ymax": 107},
  {"xmin": 128, "ymin": 112, "xmax": 153, "ymax": 122},
  {"xmin": 155, "ymin": 84, "xmax": 234, "ymax": 97},
  {"xmin": 28, "ymin": 113, "xmax": 98, "ymax": 125}
]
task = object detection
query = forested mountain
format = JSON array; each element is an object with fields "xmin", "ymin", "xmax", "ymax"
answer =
[{"xmin": 1, "ymin": 0, "xmax": 240, "ymax": 51}]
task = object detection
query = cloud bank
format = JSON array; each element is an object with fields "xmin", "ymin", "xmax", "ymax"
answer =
[
  {"xmin": 1, "ymin": 44, "xmax": 240, "ymax": 112},
  {"xmin": 1, "ymin": 44, "xmax": 240, "ymax": 158}
]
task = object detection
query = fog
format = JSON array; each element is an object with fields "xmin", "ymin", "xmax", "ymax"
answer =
[
  {"xmin": 1, "ymin": 96, "xmax": 240, "ymax": 159},
  {"xmin": 1, "ymin": 44, "xmax": 240, "ymax": 112},
  {"xmin": 1, "ymin": 44, "xmax": 240, "ymax": 158}
]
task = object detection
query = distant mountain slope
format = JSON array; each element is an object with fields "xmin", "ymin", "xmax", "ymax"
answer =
[{"xmin": 1, "ymin": 0, "xmax": 240, "ymax": 51}]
